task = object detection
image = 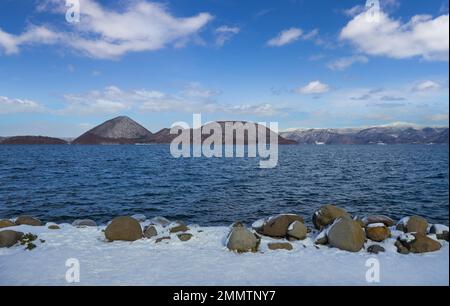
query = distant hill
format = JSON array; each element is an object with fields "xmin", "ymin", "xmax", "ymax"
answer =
[
  {"xmin": 72, "ymin": 116, "xmax": 153, "ymax": 144},
  {"xmin": 0, "ymin": 136, "xmax": 68, "ymax": 145},
  {"xmin": 280, "ymin": 125, "xmax": 449, "ymax": 144}
]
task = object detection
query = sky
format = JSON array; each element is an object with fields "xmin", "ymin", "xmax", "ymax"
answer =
[{"xmin": 0, "ymin": 0, "xmax": 449, "ymax": 137}]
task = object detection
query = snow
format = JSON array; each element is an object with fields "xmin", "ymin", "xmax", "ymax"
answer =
[
  {"xmin": 399, "ymin": 233, "xmax": 416, "ymax": 243},
  {"xmin": 251, "ymin": 219, "xmax": 265, "ymax": 229},
  {"xmin": 367, "ymin": 223, "xmax": 386, "ymax": 228},
  {"xmin": 397, "ymin": 217, "xmax": 410, "ymax": 226},
  {"xmin": 0, "ymin": 224, "xmax": 448, "ymax": 286},
  {"xmin": 432, "ymin": 224, "xmax": 449, "ymax": 235}
]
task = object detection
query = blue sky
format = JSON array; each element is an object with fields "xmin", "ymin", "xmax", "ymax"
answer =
[{"xmin": 0, "ymin": 0, "xmax": 448, "ymax": 137}]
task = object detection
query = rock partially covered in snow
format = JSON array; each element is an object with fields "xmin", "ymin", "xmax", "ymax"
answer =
[
  {"xmin": 131, "ymin": 214, "xmax": 147, "ymax": 222},
  {"xmin": 0, "ymin": 230, "xmax": 24, "ymax": 248},
  {"xmin": 314, "ymin": 229, "xmax": 328, "ymax": 245},
  {"xmin": 0, "ymin": 219, "xmax": 16, "ymax": 229},
  {"xmin": 15, "ymin": 215, "xmax": 42, "ymax": 226},
  {"xmin": 287, "ymin": 221, "xmax": 307, "ymax": 240},
  {"xmin": 429, "ymin": 224, "xmax": 449, "ymax": 235},
  {"xmin": 312, "ymin": 205, "xmax": 351, "ymax": 230},
  {"xmin": 327, "ymin": 218, "xmax": 365, "ymax": 252},
  {"xmin": 365, "ymin": 223, "xmax": 391, "ymax": 242},
  {"xmin": 362, "ymin": 215, "xmax": 395, "ymax": 227},
  {"xmin": 72, "ymin": 219, "xmax": 97, "ymax": 227},
  {"xmin": 396, "ymin": 216, "xmax": 428, "ymax": 234},
  {"xmin": 226, "ymin": 223, "xmax": 259, "ymax": 253},
  {"xmin": 396, "ymin": 233, "xmax": 442, "ymax": 254},
  {"xmin": 150, "ymin": 216, "xmax": 171, "ymax": 227},
  {"xmin": 177, "ymin": 233, "xmax": 193, "ymax": 242},
  {"xmin": 367, "ymin": 245, "xmax": 385, "ymax": 254},
  {"xmin": 105, "ymin": 216, "xmax": 143, "ymax": 242},
  {"xmin": 267, "ymin": 242, "xmax": 293, "ymax": 251},
  {"xmin": 255, "ymin": 214, "xmax": 304, "ymax": 238},
  {"xmin": 143, "ymin": 225, "xmax": 158, "ymax": 239},
  {"xmin": 169, "ymin": 221, "xmax": 189, "ymax": 233}
]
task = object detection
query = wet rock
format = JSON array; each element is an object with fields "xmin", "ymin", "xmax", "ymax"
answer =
[
  {"xmin": 0, "ymin": 230, "xmax": 24, "ymax": 248},
  {"xmin": 256, "ymin": 214, "xmax": 304, "ymax": 238},
  {"xmin": 287, "ymin": 221, "xmax": 307, "ymax": 240},
  {"xmin": 105, "ymin": 216, "xmax": 142, "ymax": 242},
  {"xmin": 312, "ymin": 205, "xmax": 351, "ymax": 230},
  {"xmin": 268, "ymin": 242, "xmax": 293, "ymax": 251},
  {"xmin": 367, "ymin": 245, "xmax": 385, "ymax": 254},
  {"xmin": 327, "ymin": 218, "xmax": 365, "ymax": 252},
  {"xmin": 15, "ymin": 215, "xmax": 42, "ymax": 226}
]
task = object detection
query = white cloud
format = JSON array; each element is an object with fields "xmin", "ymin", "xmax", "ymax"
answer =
[
  {"xmin": 413, "ymin": 80, "xmax": 442, "ymax": 91},
  {"xmin": 182, "ymin": 83, "xmax": 220, "ymax": 98},
  {"xmin": 267, "ymin": 27, "xmax": 303, "ymax": 47},
  {"xmin": 340, "ymin": 11, "xmax": 449, "ymax": 61},
  {"xmin": 215, "ymin": 26, "xmax": 240, "ymax": 46},
  {"xmin": 1, "ymin": 0, "xmax": 214, "ymax": 59},
  {"xmin": 327, "ymin": 55, "xmax": 369, "ymax": 70},
  {"xmin": 0, "ymin": 96, "xmax": 46, "ymax": 114},
  {"xmin": 296, "ymin": 81, "xmax": 330, "ymax": 94}
]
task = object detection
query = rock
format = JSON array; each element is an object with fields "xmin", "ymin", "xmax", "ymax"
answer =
[
  {"xmin": 72, "ymin": 219, "xmax": 97, "ymax": 227},
  {"xmin": 143, "ymin": 225, "xmax": 158, "ymax": 238},
  {"xmin": 48, "ymin": 224, "xmax": 60, "ymax": 230},
  {"xmin": 436, "ymin": 231, "xmax": 449, "ymax": 242},
  {"xmin": 169, "ymin": 221, "xmax": 189, "ymax": 233},
  {"xmin": 312, "ymin": 205, "xmax": 351, "ymax": 230},
  {"xmin": 226, "ymin": 225, "xmax": 259, "ymax": 253},
  {"xmin": 287, "ymin": 221, "xmax": 307, "ymax": 240},
  {"xmin": 268, "ymin": 242, "xmax": 293, "ymax": 251},
  {"xmin": 367, "ymin": 245, "xmax": 385, "ymax": 254},
  {"xmin": 365, "ymin": 223, "xmax": 391, "ymax": 242},
  {"xmin": 396, "ymin": 216, "xmax": 428, "ymax": 234},
  {"xmin": 131, "ymin": 214, "xmax": 146, "ymax": 222},
  {"xmin": 362, "ymin": 215, "xmax": 395, "ymax": 227},
  {"xmin": 0, "ymin": 230, "xmax": 24, "ymax": 248},
  {"xmin": 150, "ymin": 216, "xmax": 171, "ymax": 227},
  {"xmin": 104, "ymin": 216, "xmax": 142, "ymax": 242},
  {"xmin": 353, "ymin": 216, "xmax": 365, "ymax": 228},
  {"xmin": 177, "ymin": 233, "xmax": 193, "ymax": 241},
  {"xmin": 15, "ymin": 215, "xmax": 42, "ymax": 226},
  {"xmin": 429, "ymin": 224, "xmax": 449, "ymax": 235},
  {"xmin": 397, "ymin": 233, "xmax": 442, "ymax": 253},
  {"xmin": 327, "ymin": 218, "xmax": 365, "ymax": 252},
  {"xmin": 395, "ymin": 240, "xmax": 410, "ymax": 254},
  {"xmin": 314, "ymin": 230, "xmax": 328, "ymax": 245},
  {"xmin": 155, "ymin": 236, "xmax": 171, "ymax": 243},
  {"xmin": 0, "ymin": 219, "xmax": 16, "ymax": 229},
  {"xmin": 256, "ymin": 214, "xmax": 304, "ymax": 238}
]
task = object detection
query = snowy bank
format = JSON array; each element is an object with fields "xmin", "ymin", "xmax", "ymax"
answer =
[{"xmin": 0, "ymin": 223, "xmax": 448, "ymax": 286}]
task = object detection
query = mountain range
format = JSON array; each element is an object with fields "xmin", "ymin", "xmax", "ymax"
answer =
[{"xmin": 0, "ymin": 117, "xmax": 448, "ymax": 145}]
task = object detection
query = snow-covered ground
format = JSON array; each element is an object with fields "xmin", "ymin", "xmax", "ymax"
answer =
[{"xmin": 0, "ymin": 223, "xmax": 448, "ymax": 286}]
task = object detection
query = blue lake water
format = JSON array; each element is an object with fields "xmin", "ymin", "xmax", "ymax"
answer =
[{"xmin": 0, "ymin": 145, "xmax": 448, "ymax": 226}]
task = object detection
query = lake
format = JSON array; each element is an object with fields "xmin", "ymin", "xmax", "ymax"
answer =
[{"xmin": 0, "ymin": 145, "xmax": 448, "ymax": 226}]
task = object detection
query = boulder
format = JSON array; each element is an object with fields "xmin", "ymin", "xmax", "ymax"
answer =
[
  {"xmin": 396, "ymin": 216, "xmax": 428, "ymax": 234},
  {"xmin": 48, "ymin": 224, "xmax": 60, "ymax": 230},
  {"xmin": 365, "ymin": 223, "xmax": 391, "ymax": 242},
  {"xmin": 177, "ymin": 233, "xmax": 193, "ymax": 242},
  {"xmin": 327, "ymin": 218, "xmax": 365, "ymax": 252},
  {"xmin": 367, "ymin": 245, "xmax": 385, "ymax": 254},
  {"xmin": 105, "ymin": 216, "xmax": 142, "ymax": 242},
  {"xmin": 143, "ymin": 225, "xmax": 158, "ymax": 239},
  {"xmin": 169, "ymin": 221, "xmax": 189, "ymax": 233},
  {"xmin": 150, "ymin": 216, "xmax": 171, "ymax": 227},
  {"xmin": 397, "ymin": 233, "xmax": 442, "ymax": 254},
  {"xmin": 287, "ymin": 221, "xmax": 307, "ymax": 240},
  {"xmin": 131, "ymin": 214, "xmax": 146, "ymax": 222},
  {"xmin": 256, "ymin": 214, "xmax": 304, "ymax": 238},
  {"xmin": 15, "ymin": 215, "xmax": 42, "ymax": 226},
  {"xmin": 429, "ymin": 224, "xmax": 449, "ymax": 235},
  {"xmin": 314, "ymin": 230, "xmax": 328, "ymax": 245},
  {"xmin": 312, "ymin": 205, "xmax": 351, "ymax": 230},
  {"xmin": 395, "ymin": 240, "xmax": 410, "ymax": 254},
  {"xmin": 226, "ymin": 223, "xmax": 259, "ymax": 253},
  {"xmin": 268, "ymin": 242, "xmax": 293, "ymax": 251},
  {"xmin": 0, "ymin": 230, "xmax": 24, "ymax": 248},
  {"xmin": 362, "ymin": 215, "xmax": 395, "ymax": 227},
  {"xmin": 72, "ymin": 219, "xmax": 97, "ymax": 227},
  {"xmin": 0, "ymin": 219, "xmax": 16, "ymax": 229}
]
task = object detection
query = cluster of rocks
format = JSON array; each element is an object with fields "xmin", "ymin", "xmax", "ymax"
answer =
[{"xmin": 1, "ymin": 209, "xmax": 448, "ymax": 256}]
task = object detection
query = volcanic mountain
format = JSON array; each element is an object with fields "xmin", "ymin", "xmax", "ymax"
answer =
[
  {"xmin": 0, "ymin": 136, "xmax": 68, "ymax": 145},
  {"xmin": 72, "ymin": 116, "xmax": 153, "ymax": 145}
]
